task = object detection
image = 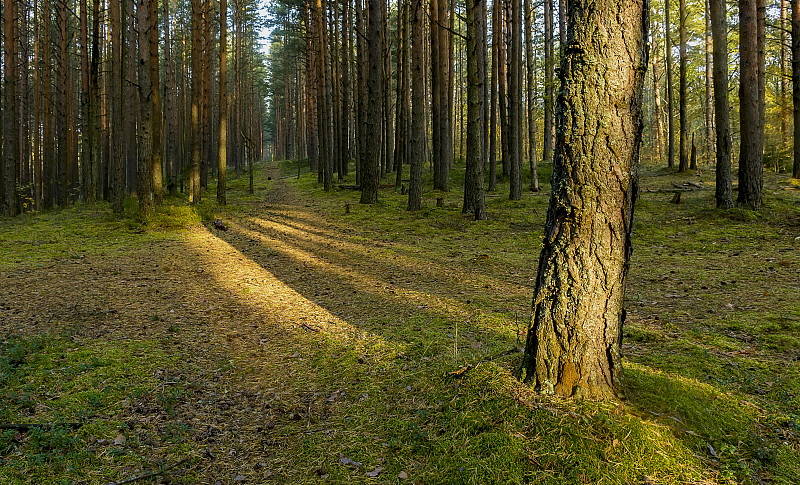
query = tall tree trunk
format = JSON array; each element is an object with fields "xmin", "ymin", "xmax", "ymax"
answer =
[
  {"xmin": 522, "ymin": 0, "xmax": 647, "ymax": 400},
  {"xmin": 710, "ymin": 0, "xmax": 733, "ymax": 207},
  {"xmin": 90, "ymin": 0, "xmax": 101, "ymax": 202},
  {"xmin": 666, "ymin": 0, "xmax": 675, "ymax": 168},
  {"xmin": 80, "ymin": 0, "xmax": 91, "ymax": 202},
  {"xmin": 782, "ymin": 0, "xmax": 789, "ymax": 161},
  {"xmin": 138, "ymin": 0, "xmax": 155, "ymax": 216},
  {"xmin": 738, "ymin": 0, "xmax": 763, "ymax": 208},
  {"xmin": 524, "ymin": 0, "xmax": 539, "ymax": 192},
  {"xmin": 794, "ymin": 0, "xmax": 800, "ymax": 178},
  {"xmin": 361, "ymin": 0, "xmax": 383, "ymax": 203},
  {"xmin": 3, "ymin": 0, "xmax": 19, "ymax": 215},
  {"xmin": 218, "ymin": 0, "xmax": 228, "ymax": 204},
  {"xmin": 705, "ymin": 0, "xmax": 714, "ymax": 166},
  {"xmin": 508, "ymin": 0, "xmax": 522, "ymax": 199},
  {"xmin": 149, "ymin": 0, "xmax": 162, "ymax": 204},
  {"xmin": 190, "ymin": 0, "xmax": 202, "ymax": 203},
  {"xmin": 42, "ymin": 0, "xmax": 54, "ymax": 209},
  {"xmin": 499, "ymin": 3, "xmax": 510, "ymax": 177},
  {"xmin": 341, "ymin": 0, "xmax": 351, "ymax": 177},
  {"xmin": 543, "ymin": 0, "xmax": 554, "ymax": 164},
  {"xmin": 678, "ymin": 0, "xmax": 688, "ymax": 172},
  {"xmin": 464, "ymin": 0, "xmax": 487, "ymax": 219},
  {"xmin": 489, "ymin": 0, "xmax": 500, "ymax": 190},
  {"xmin": 431, "ymin": 0, "xmax": 442, "ymax": 189},
  {"xmin": 407, "ymin": 0, "xmax": 424, "ymax": 210},
  {"xmin": 111, "ymin": 0, "xmax": 126, "ymax": 212},
  {"xmin": 652, "ymin": 32, "xmax": 664, "ymax": 166}
]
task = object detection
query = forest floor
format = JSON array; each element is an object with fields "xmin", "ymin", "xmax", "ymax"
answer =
[{"xmin": 1, "ymin": 161, "xmax": 799, "ymax": 484}]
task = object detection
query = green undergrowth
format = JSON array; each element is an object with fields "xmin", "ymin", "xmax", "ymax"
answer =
[
  {"xmin": 0, "ymin": 333, "xmax": 184, "ymax": 484},
  {"xmin": 1, "ymin": 159, "xmax": 798, "ymax": 483}
]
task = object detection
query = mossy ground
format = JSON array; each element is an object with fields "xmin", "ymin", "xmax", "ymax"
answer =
[{"xmin": 0, "ymin": 160, "xmax": 798, "ymax": 484}]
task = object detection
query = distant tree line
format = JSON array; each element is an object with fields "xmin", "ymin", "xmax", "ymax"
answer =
[
  {"xmin": 265, "ymin": 0, "xmax": 800, "ymax": 217},
  {"xmin": 0, "ymin": 0, "xmax": 269, "ymax": 217}
]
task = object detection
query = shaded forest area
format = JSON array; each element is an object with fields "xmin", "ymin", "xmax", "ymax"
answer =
[
  {"xmin": 265, "ymin": 0, "xmax": 800, "ymax": 212},
  {"xmin": 0, "ymin": 0, "xmax": 267, "ymax": 217}
]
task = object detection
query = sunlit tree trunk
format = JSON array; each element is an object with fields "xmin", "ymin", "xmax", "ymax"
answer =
[
  {"xmin": 522, "ymin": 0, "xmax": 648, "ymax": 400},
  {"xmin": 218, "ymin": 0, "xmax": 228, "ymax": 204},
  {"xmin": 361, "ymin": 0, "xmax": 383, "ymax": 203},
  {"xmin": 792, "ymin": 0, "xmax": 800, "ymax": 178},
  {"xmin": 679, "ymin": 0, "xmax": 688, "ymax": 172},
  {"xmin": 524, "ymin": 0, "xmax": 539, "ymax": 192},
  {"xmin": 463, "ymin": 0, "xmax": 486, "ymax": 219},
  {"xmin": 190, "ymin": 0, "xmax": 202, "ymax": 203},
  {"xmin": 666, "ymin": 0, "xmax": 675, "ymax": 168}
]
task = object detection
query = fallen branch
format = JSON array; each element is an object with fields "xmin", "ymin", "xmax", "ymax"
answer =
[{"xmin": 108, "ymin": 457, "xmax": 192, "ymax": 485}]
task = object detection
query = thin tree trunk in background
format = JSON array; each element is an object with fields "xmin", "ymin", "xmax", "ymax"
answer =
[
  {"xmin": 56, "ymin": 0, "xmax": 69, "ymax": 206},
  {"xmin": 705, "ymin": 0, "xmax": 714, "ymax": 166},
  {"xmin": 464, "ymin": 0, "xmax": 486, "ymax": 219},
  {"xmin": 781, "ymin": 0, "xmax": 789, "ymax": 160},
  {"xmin": 489, "ymin": 0, "xmax": 499, "ymax": 191},
  {"xmin": 164, "ymin": 0, "xmax": 178, "ymax": 196},
  {"xmin": 679, "ymin": 0, "xmax": 688, "ymax": 172},
  {"xmin": 543, "ymin": 0, "xmax": 553, "ymax": 164},
  {"xmin": 362, "ymin": 0, "xmax": 383, "ymax": 203},
  {"xmin": 218, "ymin": 0, "xmax": 228, "ymax": 204},
  {"xmin": 341, "ymin": 0, "xmax": 350, "ymax": 177},
  {"xmin": 508, "ymin": 0, "xmax": 522, "ymax": 200},
  {"xmin": 33, "ymin": 0, "xmax": 42, "ymax": 210},
  {"xmin": 356, "ymin": 0, "xmax": 366, "ymax": 185},
  {"xmin": 138, "ymin": 0, "xmax": 155, "ymax": 216},
  {"xmin": 666, "ymin": 0, "xmax": 675, "ymax": 168},
  {"xmin": 111, "ymin": 0, "xmax": 126, "ymax": 212},
  {"xmin": 42, "ymin": 0, "xmax": 54, "ymax": 209},
  {"xmin": 3, "ymin": 0, "xmax": 19, "ymax": 215},
  {"xmin": 738, "ymin": 0, "xmax": 763, "ymax": 208},
  {"xmin": 80, "ymin": 0, "xmax": 91, "ymax": 202},
  {"xmin": 499, "ymin": 3, "xmax": 509, "ymax": 178},
  {"xmin": 394, "ymin": 0, "xmax": 408, "ymax": 188},
  {"xmin": 149, "ymin": 0, "xmax": 162, "ymax": 204},
  {"xmin": 792, "ymin": 0, "xmax": 800, "ymax": 178},
  {"xmin": 431, "ymin": 0, "xmax": 442, "ymax": 189},
  {"xmin": 190, "ymin": 0, "xmax": 202, "ymax": 203},
  {"xmin": 90, "ymin": 0, "xmax": 101, "ymax": 201},
  {"xmin": 757, "ymin": 0, "xmax": 765, "ymax": 164},
  {"xmin": 652, "ymin": 32, "xmax": 664, "ymax": 166},
  {"xmin": 408, "ymin": 0, "xmax": 424, "ymax": 210},
  {"xmin": 524, "ymin": 0, "xmax": 538, "ymax": 192}
]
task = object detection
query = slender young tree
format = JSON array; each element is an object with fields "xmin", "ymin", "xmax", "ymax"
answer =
[
  {"xmin": 489, "ymin": 0, "xmax": 500, "ymax": 190},
  {"xmin": 543, "ymin": 0, "xmax": 554, "ymax": 164},
  {"xmin": 522, "ymin": 0, "xmax": 648, "ymax": 399},
  {"xmin": 524, "ymin": 0, "xmax": 539, "ymax": 192},
  {"xmin": 190, "ymin": 0, "xmax": 203, "ymax": 203}
]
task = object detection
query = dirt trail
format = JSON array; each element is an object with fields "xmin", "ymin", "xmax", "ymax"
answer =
[{"xmin": 0, "ymin": 162, "xmax": 491, "ymax": 483}]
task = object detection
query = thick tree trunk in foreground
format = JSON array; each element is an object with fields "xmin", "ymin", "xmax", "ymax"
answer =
[
  {"xmin": 522, "ymin": 0, "xmax": 648, "ymax": 399},
  {"xmin": 711, "ymin": 0, "xmax": 733, "ymax": 208},
  {"xmin": 738, "ymin": 0, "xmax": 763, "ymax": 208}
]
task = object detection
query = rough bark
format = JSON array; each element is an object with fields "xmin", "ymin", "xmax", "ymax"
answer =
[
  {"xmin": 111, "ymin": 0, "xmax": 125, "ymax": 212},
  {"xmin": 137, "ymin": 0, "xmax": 155, "ymax": 216},
  {"xmin": 666, "ymin": 0, "xmax": 675, "ymax": 168},
  {"xmin": 361, "ymin": 0, "xmax": 383, "ymax": 203},
  {"xmin": 190, "ymin": 0, "xmax": 202, "ymax": 203},
  {"xmin": 794, "ymin": 0, "xmax": 800, "ymax": 178},
  {"xmin": 522, "ymin": 0, "xmax": 648, "ymax": 400},
  {"xmin": 489, "ymin": 0, "xmax": 500, "ymax": 191},
  {"xmin": 543, "ymin": 0, "xmax": 554, "ymax": 164},
  {"xmin": 678, "ymin": 0, "xmax": 688, "ymax": 172},
  {"xmin": 710, "ymin": 0, "xmax": 733, "ymax": 207},
  {"xmin": 705, "ymin": 0, "xmax": 714, "ymax": 166},
  {"xmin": 508, "ymin": 0, "xmax": 522, "ymax": 200},
  {"xmin": 738, "ymin": 0, "xmax": 763, "ymax": 208},
  {"xmin": 524, "ymin": 0, "xmax": 539, "ymax": 192},
  {"xmin": 464, "ymin": 0, "xmax": 487, "ymax": 219},
  {"xmin": 218, "ymin": 0, "xmax": 228, "ymax": 205},
  {"xmin": 3, "ymin": 0, "xmax": 19, "ymax": 215},
  {"xmin": 407, "ymin": 0, "xmax": 424, "ymax": 210}
]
